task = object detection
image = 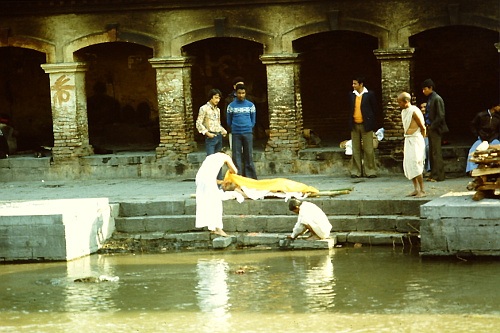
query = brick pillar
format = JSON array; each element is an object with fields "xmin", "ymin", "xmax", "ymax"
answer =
[
  {"xmin": 260, "ymin": 53, "xmax": 306, "ymax": 155},
  {"xmin": 374, "ymin": 48, "xmax": 415, "ymax": 150},
  {"xmin": 149, "ymin": 57, "xmax": 196, "ymax": 159},
  {"xmin": 41, "ymin": 62, "xmax": 93, "ymax": 162}
]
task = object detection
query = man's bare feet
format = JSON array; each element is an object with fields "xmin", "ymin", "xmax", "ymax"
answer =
[
  {"xmin": 305, "ymin": 234, "xmax": 321, "ymax": 241},
  {"xmin": 414, "ymin": 191, "xmax": 427, "ymax": 198},
  {"xmin": 211, "ymin": 228, "xmax": 229, "ymax": 237},
  {"xmin": 406, "ymin": 191, "xmax": 418, "ymax": 197}
]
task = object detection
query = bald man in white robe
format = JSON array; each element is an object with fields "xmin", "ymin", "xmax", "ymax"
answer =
[{"xmin": 398, "ymin": 92, "xmax": 427, "ymax": 198}]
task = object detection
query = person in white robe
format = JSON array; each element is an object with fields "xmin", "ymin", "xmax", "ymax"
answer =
[
  {"xmin": 195, "ymin": 152, "xmax": 237, "ymax": 237},
  {"xmin": 286, "ymin": 199, "xmax": 332, "ymax": 241},
  {"xmin": 398, "ymin": 92, "xmax": 427, "ymax": 198}
]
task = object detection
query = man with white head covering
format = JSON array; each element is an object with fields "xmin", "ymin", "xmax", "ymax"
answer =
[{"xmin": 195, "ymin": 151, "xmax": 238, "ymax": 237}]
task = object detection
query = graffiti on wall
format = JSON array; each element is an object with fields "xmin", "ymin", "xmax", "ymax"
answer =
[{"xmin": 51, "ymin": 75, "xmax": 74, "ymax": 106}]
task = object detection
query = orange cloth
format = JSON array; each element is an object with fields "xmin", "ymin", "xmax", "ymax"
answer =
[
  {"xmin": 224, "ymin": 172, "xmax": 319, "ymax": 193},
  {"xmin": 353, "ymin": 95, "xmax": 363, "ymax": 123}
]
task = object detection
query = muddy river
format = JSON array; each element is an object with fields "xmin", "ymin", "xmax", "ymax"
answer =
[{"xmin": 1, "ymin": 247, "xmax": 499, "ymax": 332}]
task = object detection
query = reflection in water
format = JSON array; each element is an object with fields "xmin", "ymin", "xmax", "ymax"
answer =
[
  {"xmin": 63, "ymin": 255, "xmax": 120, "ymax": 313},
  {"xmin": 1, "ymin": 248, "xmax": 500, "ymax": 332},
  {"xmin": 301, "ymin": 253, "xmax": 336, "ymax": 312},
  {"xmin": 195, "ymin": 258, "xmax": 231, "ymax": 330}
]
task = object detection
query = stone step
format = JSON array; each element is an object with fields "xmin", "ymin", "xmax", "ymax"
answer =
[
  {"xmin": 118, "ymin": 198, "xmax": 424, "ymax": 217},
  {"xmin": 119, "ymin": 200, "xmax": 188, "ymax": 217},
  {"xmin": 114, "ymin": 214, "xmax": 421, "ymax": 234},
  {"xmin": 279, "ymin": 238, "xmax": 336, "ymax": 250},
  {"xmin": 108, "ymin": 231, "xmax": 418, "ymax": 249}
]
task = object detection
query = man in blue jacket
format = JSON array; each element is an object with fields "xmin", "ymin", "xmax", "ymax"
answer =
[
  {"xmin": 349, "ymin": 75, "xmax": 378, "ymax": 178},
  {"xmin": 227, "ymin": 84, "xmax": 257, "ymax": 179}
]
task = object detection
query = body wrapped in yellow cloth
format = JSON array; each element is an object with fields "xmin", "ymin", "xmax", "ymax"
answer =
[{"xmin": 222, "ymin": 171, "xmax": 319, "ymax": 201}]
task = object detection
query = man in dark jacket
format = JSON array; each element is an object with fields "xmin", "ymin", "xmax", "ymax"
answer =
[
  {"xmin": 422, "ymin": 79, "xmax": 449, "ymax": 182},
  {"xmin": 349, "ymin": 75, "xmax": 378, "ymax": 178},
  {"xmin": 466, "ymin": 101, "xmax": 500, "ymax": 174}
]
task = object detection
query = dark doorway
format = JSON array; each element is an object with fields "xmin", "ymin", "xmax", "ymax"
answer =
[
  {"xmin": 411, "ymin": 26, "xmax": 500, "ymax": 145},
  {"xmin": 183, "ymin": 37, "xmax": 268, "ymax": 146},
  {"xmin": 294, "ymin": 31, "xmax": 381, "ymax": 145},
  {"xmin": 0, "ymin": 47, "xmax": 52, "ymax": 153},
  {"xmin": 75, "ymin": 42, "xmax": 158, "ymax": 153}
]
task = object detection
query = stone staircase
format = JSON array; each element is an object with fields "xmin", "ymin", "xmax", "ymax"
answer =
[{"xmin": 110, "ymin": 195, "xmax": 424, "ymax": 250}]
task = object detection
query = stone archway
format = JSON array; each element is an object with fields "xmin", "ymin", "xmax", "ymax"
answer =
[
  {"xmin": 411, "ymin": 26, "xmax": 500, "ymax": 145},
  {"xmin": 294, "ymin": 31, "xmax": 381, "ymax": 144},
  {"xmin": 182, "ymin": 37, "xmax": 268, "ymax": 144},
  {"xmin": 74, "ymin": 42, "xmax": 158, "ymax": 153},
  {"xmin": 0, "ymin": 47, "xmax": 53, "ymax": 153}
]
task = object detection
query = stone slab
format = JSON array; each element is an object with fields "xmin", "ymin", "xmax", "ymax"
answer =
[
  {"xmin": 163, "ymin": 232, "xmax": 211, "ymax": 242},
  {"xmin": 223, "ymin": 198, "xmax": 423, "ymax": 216},
  {"xmin": 213, "ymin": 236, "xmax": 235, "ymax": 249},
  {"xmin": 119, "ymin": 200, "xmax": 187, "ymax": 217},
  {"xmin": 114, "ymin": 215, "xmax": 195, "ymax": 233},
  {"xmin": 239, "ymin": 233, "xmax": 284, "ymax": 246},
  {"xmin": 345, "ymin": 232, "xmax": 406, "ymax": 245},
  {"xmin": 421, "ymin": 218, "xmax": 500, "ymax": 256},
  {"xmin": 279, "ymin": 238, "xmax": 335, "ymax": 250}
]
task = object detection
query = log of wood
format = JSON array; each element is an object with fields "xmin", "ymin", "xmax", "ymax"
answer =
[
  {"xmin": 476, "ymin": 184, "xmax": 500, "ymax": 191},
  {"xmin": 471, "ymin": 167, "xmax": 500, "ymax": 177},
  {"xmin": 311, "ymin": 190, "xmax": 351, "ymax": 197}
]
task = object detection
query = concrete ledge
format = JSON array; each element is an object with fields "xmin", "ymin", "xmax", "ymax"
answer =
[
  {"xmin": 102, "ymin": 231, "xmax": 418, "ymax": 252},
  {"xmin": 115, "ymin": 213, "xmax": 421, "ymax": 235},
  {"xmin": 80, "ymin": 153, "xmax": 157, "ymax": 167},
  {"xmin": 0, "ymin": 198, "xmax": 115, "ymax": 261},
  {"xmin": 421, "ymin": 192, "xmax": 500, "ymax": 219},
  {"xmin": 344, "ymin": 231, "xmax": 407, "ymax": 245},
  {"xmin": 0, "ymin": 156, "xmax": 52, "ymax": 168},
  {"xmin": 0, "ymin": 145, "xmax": 469, "ymax": 181},
  {"xmin": 420, "ymin": 192, "xmax": 500, "ymax": 256}
]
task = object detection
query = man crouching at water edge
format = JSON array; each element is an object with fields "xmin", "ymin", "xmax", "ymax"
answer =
[{"xmin": 286, "ymin": 199, "xmax": 332, "ymax": 241}]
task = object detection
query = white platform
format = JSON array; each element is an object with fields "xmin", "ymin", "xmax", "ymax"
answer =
[{"xmin": 0, "ymin": 198, "xmax": 116, "ymax": 261}]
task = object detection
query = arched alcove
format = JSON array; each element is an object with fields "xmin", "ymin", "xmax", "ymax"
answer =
[
  {"xmin": 0, "ymin": 47, "xmax": 52, "ymax": 153},
  {"xmin": 294, "ymin": 31, "xmax": 381, "ymax": 144},
  {"xmin": 411, "ymin": 26, "xmax": 499, "ymax": 144},
  {"xmin": 182, "ymin": 37, "xmax": 268, "ymax": 143},
  {"xmin": 74, "ymin": 42, "xmax": 158, "ymax": 153}
]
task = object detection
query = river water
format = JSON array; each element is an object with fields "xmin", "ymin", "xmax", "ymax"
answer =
[{"xmin": 1, "ymin": 247, "xmax": 499, "ymax": 333}]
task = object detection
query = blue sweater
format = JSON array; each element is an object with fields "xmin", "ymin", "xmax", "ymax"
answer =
[{"xmin": 227, "ymin": 99, "xmax": 256, "ymax": 134}]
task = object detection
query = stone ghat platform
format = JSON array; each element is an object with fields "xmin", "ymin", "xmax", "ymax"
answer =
[
  {"xmin": 0, "ymin": 198, "xmax": 116, "ymax": 261},
  {"xmin": 420, "ymin": 192, "xmax": 500, "ymax": 256},
  {"xmin": 101, "ymin": 231, "xmax": 415, "ymax": 254},
  {"xmin": 2, "ymin": 172, "xmax": 498, "ymax": 260}
]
